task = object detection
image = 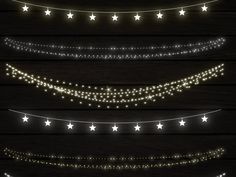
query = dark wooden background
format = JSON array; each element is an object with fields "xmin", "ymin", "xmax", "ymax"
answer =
[{"xmin": 0, "ymin": 0, "xmax": 236, "ymax": 176}]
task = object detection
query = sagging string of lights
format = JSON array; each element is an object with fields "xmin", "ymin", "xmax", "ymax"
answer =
[
  {"xmin": 3, "ymin": 173, "xmax": 227, "ymax": 177},
  {"xmin": 4, "ymin": 37, "xmax": 225, "ymax": 60},
  {"xmin": 14, "ymin": 0, "xmax": 218, "ymax": 23},
  {"xmin": 9, "ymin": 109, "xmax": 220, "ymax": 132},
  {"xmin": 6, "ymin": 64, "xmax": 224, "ymax": 109},
  {"xmin": 4, "ymin": 147, "xmax": 225, "ymax": 170},
  {"xmin": 4, "ymin": 147, "xmax": 224, "ymax": 162},
  {"xmin": 4, "ymin": 37, "xmax": 225, "ymax": 51}
]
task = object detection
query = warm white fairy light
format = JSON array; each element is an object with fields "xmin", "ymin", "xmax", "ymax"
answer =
[
  {"xmin": 22, "ymin": 115, "xmax": 29, "ymax": 122},
  {"xmin": 9, "ymin": 109, "xmax": 220, "ymax": 133},
  {"xmin": 179, "ymin": 119, "xmax": 186, "ymax": 126},
  {"xmin": 22, "ymin": 4, "xmax": 28, "ymax": 12},
  {"xmin": 45, "ymin": 119, "xmax": 51, "ymax": 126},
  {"xmin": 112, "ymin": 13, "xmax": 118, "ymax": 21},
  {"xmin": 4, "ymin": 37, "xmax": 226, "ymax": 60},
  {"xmin": 89, "ymin": 124, "xmax": 96, "ymax": 131},
  {"xmin": 202, "ymin": 115, "xmax": 208, "ymax": 122},
  {"xmin": 202, "ymin": 3, "xmax": 208, "ymax": 12},
  {"xmin": 45, "ymin": 8, "xmax": 51, "ymax": 16},
  {"xmin": 134, "ymin": 13, "xmax": 141, "ymax": 21},
  {"xmin": 14, "ymin": 0, "xmax": 218, "ymax": 23},
  {"xmin": 5, "ymin": 63, "xmax": 224, "ymax": 108},
  {"xmin": 67, "ymin": 11, "xmax": 74, "ymax": 19},
  {"xmin": 157, "ymin": 11, "xmax": 163, "ymax": 19},
  {"xmin": 89, "ymin": 13, "xmax": 96, "ymax": 21},
  {"xmin": 112, "ymin": 124, "xmax": 118, "ymax": 132},
  {"xmin": 179, "ymin": 8, "xmax": 186, "ymax": 16},
  {"xmin": 134, "ymin": 124, "xmax": 141, "ymax": 131},
  {"xmin": 157, "ymin": 122, "xmax": 163, "ymax": 129},
  {"xmin": 3, "ymin": 147, "xmax": 225, "ymax": 170},
  {"xmin": 67, "ymin": 122, "xmax": 74, "ymax": 129}
]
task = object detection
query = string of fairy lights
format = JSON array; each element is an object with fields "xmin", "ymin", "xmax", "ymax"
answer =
[
  {"xmin": 3, "ymin": 172, "xmax": 227, "ymax": 177},
  {"xmin": 13, "ymin": 0, "xmax": 218, "ymax": 23},
  {"xmin": 6, "ymin": 63, "xmax": 224, "ymax": 109},
  {"xmin": 4, "ymin": 147, "xmax": 225, "ymax": 170},
  {"xmin": 4, "ymin": 147, "xmax": 224, "ymax": 162},
  {"xmin": 4, "ymin": 37, "xmax": 226, "ymax": 60},
  {"xmin": 9, "ymin": 109, "xmax": 220, "ymax": 132}
]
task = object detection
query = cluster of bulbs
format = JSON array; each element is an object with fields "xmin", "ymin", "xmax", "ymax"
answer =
[
  {"xmin": 4, "ymin": 147, "xmax": 225, "ymax": 170},
  {"xmin": 11, "ymin": 109, "xmax": 220, "ymax": 132},
  {"xmin": 6, "ymin": 63, "xmax": 224, "ymax": 109},
  {"xmin": 13, "ymin": 0, "xmax": 218, "ymax": 23},
  {"xmin": 3, "ymin": 172, "xmax": 226, "ymax": 177},
  {"xmin": 10, "ymin": 109, "xmax": 220, "ymax": 133},
  {"xmin": 4, "ymin": 147, "xmax": 224, "ymax": 162},
  {"xmin": 4, "ymin": 37, "xmax": 226, "ymax": 51},
  {"xmin": 4, "ymin": 37, "xmax": 226, "ymax": 60}
]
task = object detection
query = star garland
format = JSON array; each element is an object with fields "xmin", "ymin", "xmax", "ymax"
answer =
[
  {"xmin": 9, "ymin": 109, "xmax": 220, "ymax": 133},
  {"xmin": 6, "ymin": 63, "xmax": 224, "ymax": 109},
  {"xmin": 13, "ymin": 0, "xmax": 218, "ymax": 23},
  {"xmin": 4, "ymin": 37, "xmax": 226, "ymax": 60},
  {"xmin": 4, "ymin": 147, "xmax": 225, "ymax": 170}
]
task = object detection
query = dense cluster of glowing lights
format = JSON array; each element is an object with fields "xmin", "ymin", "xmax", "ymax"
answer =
[
  {"xmin": 3, "ymin": 172, "xmax": 227, "ymax": 177},
  {"xmin": 4, "ymin": 147, "xmax": 225, "ymax": 170},
  {"xmin": 14, "ymin": 0, "xmax": 218, "ymax": 22},
  {"xmin": 9, "ymin": 109, "xmax": 220, "ymax": 132},
  {"xmin": 4, "ymin": 37, "xmax": 226, "ymax": 60},
  {"xmin": 6, "ymin": 64, "xmax": 224, "ymax": 109}
]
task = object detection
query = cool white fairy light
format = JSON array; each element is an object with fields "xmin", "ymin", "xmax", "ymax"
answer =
[
  {"xmin": 10, "ymin": 109, "xmax": 221, "ymax": 133},
  {"xmin": 13, "ymin": 0, "xmax": 219, "ymax": 23},
  {"xmin": 3, "ymin": 147, "xmax": 225, "ymax": 170},
  {"xmin": 6, "ymin": 63, "xmax": 224, "ymax": 108},
  {"xmin": 3, "ymin": 37, "xmax": 226, "ymax": 60}
]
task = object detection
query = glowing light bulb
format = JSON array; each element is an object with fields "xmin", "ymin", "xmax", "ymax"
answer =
[
  {"xmin": 202, "ymin": 4, "xmax": 208, "ymax": 12},
  {"xmin": 45, "ymin": 119, "xmax": 51, "ymax": 126},
  {"xmin": 134, "ymin": 124, "xmax": 141, "ymax": 131},
  {"xmin": 45, "ymin": 8, "xmax": 51, "ymax": 16},
  {"xmin": 201, "ymin": 115, "xmax": 208, "ymax": 122},
  {"xmin": 157, "ymin": 11, "xmax": 163, "ymax": 19},
  {"xmin": 179, "ymin": 8, "xmax": 185, "ymax": 16},
  {"xmin": 179, "ymin": 119, "xmax": 186, "ymax": 126},
  {"xmin": 89, "ymin": 124, "xmax": 96, "ymax": 131},
  {"xmin": 67, "ymin": 11, "xmax": 74, "ymax": 19},
  {"xmin": 22, "ymin": 115, "xmax": 29, "ymax": 122},
  {"xmin": 112, "ymin": 124, "xmax": 118, "ymax": 132},
  {"xmin": 67, "ymin": 122, "xmax": 74, "ymax": 129},
  {"xmin": 90, "ymin": 13, "xmax": 96, "ymax": 21},
  {"xmin": 134, "ymin": 13, "xmax": 141, "ymax": 21},
  {"xmin": 22, "ymin": 4, "xmax": 29, "ymax": 12},
  {"xmin": 157, "ymin": 122, "xmax": 163, "ymax": 129},
  {"xmin": 112, "ymin": 13, "xmax": 118, "ymax": 21}
]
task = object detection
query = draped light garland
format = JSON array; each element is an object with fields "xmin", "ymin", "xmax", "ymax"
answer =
[
  {"xmin": 9, "ymin": 109, "xmax": 220, "ymax": 132},
  {"xmin": 4, "ymin": 37, "xmax": 226, "ymax": 60},
  {"xmin": 6, "ymin": 63, "xmax": 224, "ymax": 109},
  {"xmin": 3, "ymin": 172, "xmax": 227, "ymax": 177},
  {"xmin": 3, "ymin": 147, "xmax": 225, "ymax": 170},
  {"xmin": 13, "ymin": 0, "xmax": 218, "ymax": 23}
]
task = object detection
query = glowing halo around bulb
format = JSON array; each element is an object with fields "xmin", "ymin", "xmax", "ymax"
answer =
[
  {"xmin": 12, "ymin": 0, "xmax": 219, "ymax": 23},
  {"xmin": 6, "ymin": 63, "xmax": 224, "ymax": 109},
  {"xmin": 9, "ymin": 109, "xmax": 221, "ymax": 133},
  {"xmin": 3, "ymin": 147, "xmax": 225, "ymax": 170},
  {"xmin": 3, "ymin": 37, "xmax": 226, "ymax": 60}
]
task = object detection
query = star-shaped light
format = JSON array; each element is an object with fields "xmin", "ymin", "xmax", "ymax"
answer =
[
  {"xmin": 179, "ymin": 8, "xmax": 185, "ymax": 16},
  {"xmin": 67, "ymin": 11, "xmax": 74, "ymax": 19},
  {"xmin": 157, "ymin": 11, "xmax": 163, "ymax": 19},
  {"xmin": 45, "ymin": 120, "xmax": 51, "ymax": 126},
  {"xmin": 201, "ymin": 115, "xmax": 208, "ymax": 122},
  {"xmin": 22, "ymin": 4, "xmax": 29, "ymax": 12},
  {"xmin": 90, "ymin": 13, "xmax": 96, "ymax": 21},
  {"xmin": 112, "ymin": 124, "xmax": 118, "ymax": 132},
  {"xmin": 179, "ymin": 119, "xmax": 186, "ymax": 126},
  {"xmin": 89, "ymin": 124, "xmax": 96, "ymax": 131},
  {"xmin": 157, "ymin": 122, "xmax": 163, "ymax": 129},
  {"xmin": 112, "ymin": 14, "xmax": 118, "ymax": 21},
  {"xmin": 45, "ymin": 8, "xmax": 51, "ymax": 16},
  {"xmin": 22, "ymin": 115, "xmax": 29, "ymax": 122},
  {"xmin": 134, "ymin": 13, "xmax": 141, "ymax": 21},
  {"xmin": 201, "ymin": 4, "xmax": 208, "ymax": 12},
  {"xmin": 134, "ymin": 124, "xmax": 141, "ymax": 131},
  {"xmin": 67, "ymin": 122, "xmax": 74, "ymax": 129}
]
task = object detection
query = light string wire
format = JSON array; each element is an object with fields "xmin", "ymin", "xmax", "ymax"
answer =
[
  {"xmin": 9, "ymin": 109, "xmax": 221, "ymax": 125},
  {"xmin": 3, "ymin": 37, "xmax": 226, "ymax": 60},
  {"xmin": 4, "ymin": 37, "xmax": 226, "ymax": 51},
  {"xmin": 4, "ymin": 172, "xmax": 226, "ymax": 177},
  {"xmin": 3, "ymin": 147, "xmax": 225, "ymax": 161},
  {"xmin": 3, "ymin": 147, "xmax": 225, "ymax": 170},
  {"xmin": 12, "ymin": 0, "xmax": 219, "ymax": 14}
]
